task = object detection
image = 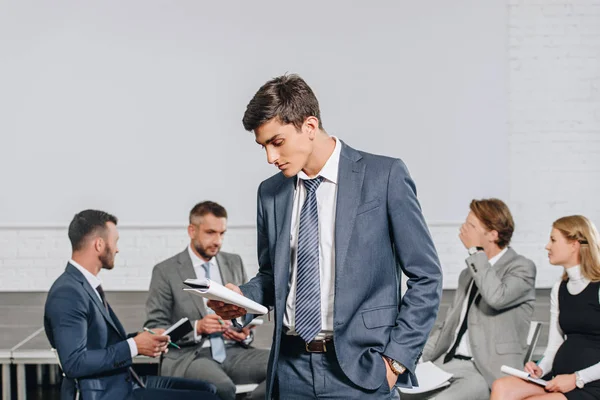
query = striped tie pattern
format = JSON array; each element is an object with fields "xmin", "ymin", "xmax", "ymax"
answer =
[
  {"xmin": 295, "ymin": 176, "xmax": 324, "ymax": 342},
  {"xmin": 202, "ymin": 262, "xmax": 227, "ymax": 363}
]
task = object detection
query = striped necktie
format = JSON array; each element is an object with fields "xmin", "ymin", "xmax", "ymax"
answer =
[
  {"xmin": 295, "ymin": 176, "xmax": 324, "ymax": 342},
  {"xmin": 202, "ymin": 262, "xmax": 227, "ymax": 363}
]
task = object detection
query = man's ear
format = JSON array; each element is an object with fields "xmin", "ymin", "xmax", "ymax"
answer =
[
  {"xmin": 304, "ymin": 116, "xmax": 320, "ymax": 139},
  {"xmin": 93, "ymin": 236, "xmax": 104, "ymax": 253},
  {"xmin": 489, "ymin": 230, "xmax": 499, "ymax": 244}
]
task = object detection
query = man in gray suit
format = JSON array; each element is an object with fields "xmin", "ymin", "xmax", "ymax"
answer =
[
  {"xmin": 145, "ymin": 201, "xmax": 269, "ymax": 400},
  {"xmin": 209, "ymin": 74, "xmax": 443, "ymax": 399},
  {"xmin": 414, "ymin": 198, "xmax": 537, "ymax": 400}
]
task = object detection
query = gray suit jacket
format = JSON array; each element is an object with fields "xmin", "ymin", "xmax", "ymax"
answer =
[
  {"xmin": 239, "ymin": 141, "xmax": 443, "ymax": 397},
  {"xmin": 422, "ymin": 247, "xmax": 536, "ymax": 387},
  {"xmin": 144, "ymin": 249, "xmax": 247, "ymax": 377}
]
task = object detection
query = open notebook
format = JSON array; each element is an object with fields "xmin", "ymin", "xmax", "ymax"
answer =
[{"xmin": 500, "ymin": 365, "xmax": 548, "ymax": 387}]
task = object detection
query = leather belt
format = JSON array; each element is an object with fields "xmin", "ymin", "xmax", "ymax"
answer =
[
  {"xmin": 282, "ymin": 334, "xmax": 334, "ymax": 353},
  {"xmin": 305, "ymin": 338, "xmax": 333, "ymax": 353}
]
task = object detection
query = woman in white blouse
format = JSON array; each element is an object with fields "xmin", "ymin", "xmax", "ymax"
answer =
[{"xmin": 490, "ymin": 215, "xmax": 600, "ymax": 400}]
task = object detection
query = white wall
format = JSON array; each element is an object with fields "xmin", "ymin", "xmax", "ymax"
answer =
[
  {"xmin": 0, "ymin": 0, "xmax": 507, "ymax": 226},
  {"xmin": 1, "ymin": 0, "xmax": 599, "ymax": 291}
]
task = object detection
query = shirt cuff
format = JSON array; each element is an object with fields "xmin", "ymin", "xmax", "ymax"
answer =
[
  {"xmin": 194, "ymin": 320, "xmax": 202, "ymax": 343},
  {"xmin": 577, "ymin": 365, "xmax": 600, "ymax": 385},
  {"xmin": 127, "ymin": 338, "xmax": 138, "ymax": 358}
]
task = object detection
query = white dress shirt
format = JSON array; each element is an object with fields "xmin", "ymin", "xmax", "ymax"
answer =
[
  {"xmin": 188, "ymin": 245, "xmax": 223, "ymax": 346},
  {"xmin": 537, "ymin": 265, "xmax": 600, "ymax": 384},
  {"xmin": 451, "ymin": 247, "xmax": 508, "ymax": 358},
  {"xmin": 69, "ymin": 259, "xmax": 138, "ymax": 358},
  {"xmin": 284, "ymin": 136, "xmax": 341, "ymax": 337}
]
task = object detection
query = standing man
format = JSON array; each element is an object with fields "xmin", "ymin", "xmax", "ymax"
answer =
[
  {"xmin": 145, "ymin": 201, "xmax": 269, "ymax": 400},
  {"xmin": 44, "ymin": 209, "xmax": 218, "ymax": 400},
  {"xmin": 415, "ymin": 199, "xmax": 537, "ymax": 400},
  {"xmin": 209, "ymin": 74, "xmax": 443, "ymax": 399}
]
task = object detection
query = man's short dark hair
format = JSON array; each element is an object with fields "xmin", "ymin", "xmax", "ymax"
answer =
[
  {"xmin": 189, "ymin": 201, "xmax": 228, "ymax": 224},
  {"xmin": 68, "ymin": 210, "xmax": 118, "ymax": 251},
  {"xmin": 242, "ymin": 74, "xmax": 323, "ymax": 132}
]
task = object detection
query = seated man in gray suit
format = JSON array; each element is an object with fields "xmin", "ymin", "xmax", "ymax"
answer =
[
  {"xmin": 145, "ymin": 201, "xmax": 269, "ymax": 400},
  {"xmin": 412, "ymin": 198, "xmax": 537, "ymax": 400}
]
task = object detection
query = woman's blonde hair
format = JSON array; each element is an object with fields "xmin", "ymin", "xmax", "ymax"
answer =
[{"xmin": 552, "ymin": 215, "xmax": 600, "ymax": 282}]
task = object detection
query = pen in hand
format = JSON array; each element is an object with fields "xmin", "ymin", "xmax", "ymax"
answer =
[{"xmin": 143, "ymin": 327, "xmax": 181, "ymax": 349}]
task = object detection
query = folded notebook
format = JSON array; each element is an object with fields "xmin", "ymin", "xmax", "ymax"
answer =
[
  {"xmin": 183, "ymin": 278, "xmax": 268, "ymax": 315},
  {"xmin": 163, "ymin": 317, "xmax": 194, "ymax": 343}
]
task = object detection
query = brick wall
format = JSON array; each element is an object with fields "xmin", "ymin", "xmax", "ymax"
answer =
[
  {"xmin": 508, "ymin": 0, "xmax": 600, "ymax": 287},
  {"xmin": 0, "ymin": 223, "xmax": 467, "ymax": 291}
]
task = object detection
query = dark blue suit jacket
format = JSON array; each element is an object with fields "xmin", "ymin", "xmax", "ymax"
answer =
[
  {"xmin": 44, "ymin": 263, "xmax": 135, "ymax": 400},
  {"xmin": 240, "ymin": 141, "xmax": 443, "ymax": 397}
]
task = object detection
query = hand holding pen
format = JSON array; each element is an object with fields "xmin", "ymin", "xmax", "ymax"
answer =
[
  {"xmin": 133, "ymin": 328, "xmax": 170, "ymax": 358},
  {"xmin": 196, "ymin": 313, "xmax": 231, "ymax": 335},
  {"xmin": 143, "ymin": 327, "xmax": 181, "ymax": 349},
  {"xmin": 524, "ymin": 360, "xmax": 544, "ymax": 378}
]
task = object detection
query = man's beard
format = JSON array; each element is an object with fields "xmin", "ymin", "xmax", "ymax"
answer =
[
  {"xmin": 194, "ymin": 242, "xmax": 216, "ymax": 261},
  {"xmin": 100, "ymin": 246, "xmax": 115, "ymax": 270}
]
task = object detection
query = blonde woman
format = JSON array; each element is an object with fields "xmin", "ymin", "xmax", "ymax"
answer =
[{"xmin": 490, "ymin": 215, "xmax": 600, "ymax": 400}]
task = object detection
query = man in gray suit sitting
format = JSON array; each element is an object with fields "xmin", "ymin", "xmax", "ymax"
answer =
[
  {"xmin": 145, "ymin": 201, "xmax": 269, "ymax": 400},
  {"xmin": 414, "ymin": 198, "xmax": 537, "ymax": 400}
]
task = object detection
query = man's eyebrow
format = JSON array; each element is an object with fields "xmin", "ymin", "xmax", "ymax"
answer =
[{"xmin": 256, "ymin": 134, "xmax": 281, "ymax": 146}]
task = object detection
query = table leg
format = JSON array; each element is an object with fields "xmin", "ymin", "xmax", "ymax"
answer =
[
  {"xmin": 17, "ymin": 364, "xmax": 26, "ymax": 400},
  {"xmin": 2, "ymin": 364, "xmax": 11, "ymax": 400}
]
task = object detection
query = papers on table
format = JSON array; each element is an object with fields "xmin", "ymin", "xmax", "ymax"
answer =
[
  {"xmin": 501, "ymin": 365, "xmax": 548, "ymax": 387},
  {"xmin": 398, "ymin": 362, "xmax": 453, "ymax": 394},
  {"xmin": 183, "ymin": 278, "xmax": 268, "ymax": 315}
]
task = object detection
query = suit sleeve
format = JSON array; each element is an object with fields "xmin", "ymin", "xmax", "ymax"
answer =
[
  {"xmin": 46, "ymin": 286, "xmax": 132, "ymax": 379},
  {"xmin": 239, "ymin": 182, "xmax": 275, "ymax": 309},
  {"xmin": 466, "ymin": 252, "xmax": 536, "ymax": 310},
  {"xmin": 383, "ymin": 159, "xmax": 443, "ymax": 377}
]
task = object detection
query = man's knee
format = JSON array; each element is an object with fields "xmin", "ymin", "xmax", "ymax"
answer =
[{"xmin": 212, "ymin": 378, "xmax": 236, "ymax": 400}]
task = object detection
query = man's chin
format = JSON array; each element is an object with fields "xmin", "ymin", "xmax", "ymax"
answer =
[
  {"xmin": 281, "ymin": 168, "xmax": 299, "ymax": 178},
  {"xmin": 102, "ymin": 264, "xmax": 114, "ymax": 270}
]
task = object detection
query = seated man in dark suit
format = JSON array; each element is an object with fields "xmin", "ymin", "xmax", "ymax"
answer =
[{"xmin": 44, "ymin": 209, "xmax": 219, "ymax": 400}]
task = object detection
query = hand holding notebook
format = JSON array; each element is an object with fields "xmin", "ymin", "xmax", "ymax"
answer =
[{"xmin": 183, "ymin": 278, "xmax": 268, "ymax": 315}]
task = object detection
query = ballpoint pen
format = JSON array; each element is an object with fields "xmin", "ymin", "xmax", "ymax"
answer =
[{"xmin": 143, "ymin": 327, "xmax": 181, "ymax": 349}]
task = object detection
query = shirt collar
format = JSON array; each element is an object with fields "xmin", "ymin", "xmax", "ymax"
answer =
[
  {"xmin": 489, "ymin": 247, "xmax": 508, "ymax": 267},
  {"xmin": 187, "ymin": 244, "xmax": 214, "ymax": 268},
  {"xmin": 297, "ymin": 136, "xmax": 341, "ymax": 185},
  {"xmin": 69, "ymin": 259, "xmax": 102, "ymax": 290},
  {"xmin": 566, "ymin": 264, "xmax": 584, "ymax": 281}
]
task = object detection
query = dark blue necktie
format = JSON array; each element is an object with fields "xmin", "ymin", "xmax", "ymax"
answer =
[{"xmin": 295, "ymin": 176, "xmax": 324, "ymax": 342}]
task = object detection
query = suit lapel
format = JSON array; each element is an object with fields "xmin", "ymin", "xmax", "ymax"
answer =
[
  {"xmin": 176, "ymin": 249, "xmax": 208, "ymax": 317},
  {"xmin": 273, "ymin": 177, "xmax": 295, "ymax": 307},
  {"xmin": 334, "ymin": 144, "xmax": 365, "ymax": 277},
  {"xmin": 216, "ymin": 253, "xmax": 233, "ymax": 284},
  {"xmin": 66, "ymin": 264, "xmax": 125, "ymax": 338}
]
